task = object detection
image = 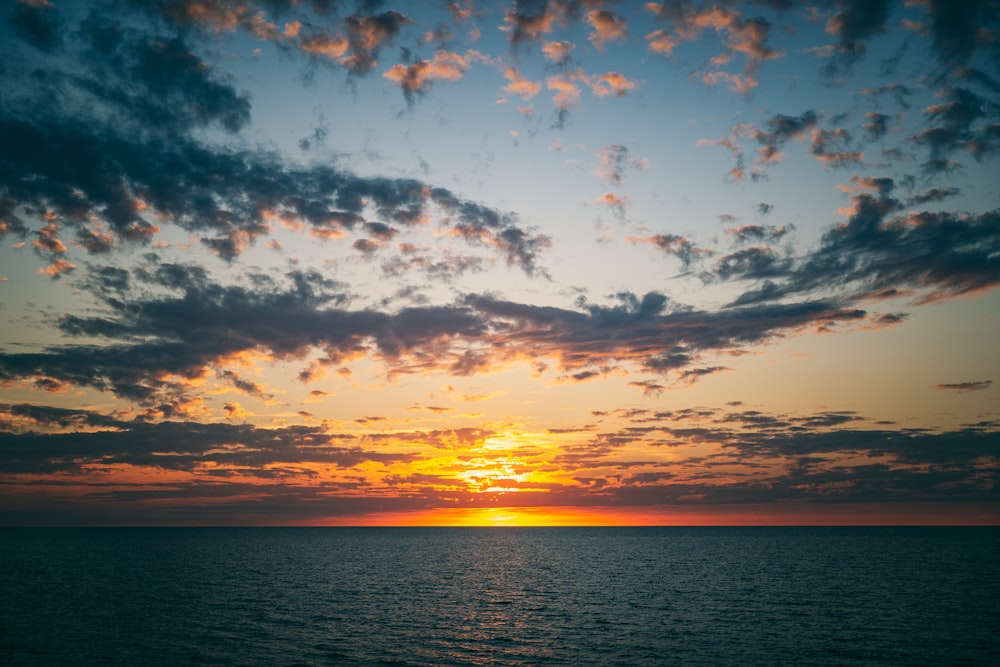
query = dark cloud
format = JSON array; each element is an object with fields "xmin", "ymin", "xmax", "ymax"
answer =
[
  {"xmin": 912, "ymin": 86, "xmax": 1000, "ymax": 162},
  {"xmin": 713, "ymin": 246, "xmax": 791, "ymax": 281},
  {"xmin": 554, "ymin": 403, "xmax": 1000, "ymax": 505},
  {"xmin": 921, "ymin": 0, "xmax": 1000, "ymax": 68},
  {"xmin": 704, "ymin": 109, "xmax": 823, "ymax": 179},
  {"xmin": 381, "ymin": 247, "xmax": 487, "ymax": 282},
  {"xmin": 755, "ymin": 109, "xmax": 819, "ymax": 161},
  {"xmin": 858, "ymin": 83, "xmax": 912, "ymax": 109},
  {"xmin": 0, "ymin": 403, "xmax": 407, "ymax": 474},
  {"xmin": 908, "ymin": 186, "xmax": 961, "ymax": 205},
  {"xmin": 862, "ymin": 111, "xmax": 891, "ymax": 141},
  {"xmin": 218, "ymin": 370, "xmax": 272, "ymax": 400},
  {"xmin": 0, "ymin": 10, "xmax": 547, "ymax": 272},
  {"xmin": 595, "ymin": 144, "xmax": 647, "ymax": 186},
  {"xmin": 934, "ymin": 380, "xmax": 993, "ymax": 393},
  {"xmin": 646, "ymin": 1, "xmax": 782, "ymax": 94},
  {"xmin": 9, "ymin": 0, "xmax": 61, "ymax": 51},
  {"xmin": 353, "ymin": 238, "xmax": 382, "ymax": 255},
  {"xmin": 919, "ymin": 157, "xmax": 963, "ymax": 176},
  {"xmin": 131, "ymin": 1, "xmax": 408, "ymax": 75},
  {"xmin": 677, "ymin": 366, "xmax": 729, "ymax": 384},
  {"xmin": 824, "ymin": 0, "xmax": 892, "ymax": 68},
  {"xmin": 621, "ymin": 403, "xmax": 1000, "ymax": 467},
  {"xmin": 340, "ymin": 10, "xmax": 410, "ymax": 74},
  {"xmin": 628, "ymin": 380, "xmax": 666, "ymax": 396},
  {"xmin": 631, "ymin": 234, "xmax": 710, "ymax": 268},
  {"xmin": 820, "ymin": 0, "xmax": 998, "ymax": 76},
  {"xmin": 0, "ymin": 256, "xmax": 890, "ymax": 407},
  {"xmin": 465, "ymin": 291, "xmax": 869, "ymax": 379},
  {"xmin": 727, "ymin": 183, "xmax": 1000, "ymax": 307},
  {"xmin": 503, "ymin": 0, "xmax": 557, "ymax": 47},
  {"xmin": 809, "ymin": 129, "xmax": 864, "ymax": 168},
  {"xmin": 724, "ymin": 223, "xmax": 791, "ymax": 244},
  {"xmin": 19, "ymin": 390, "xmax": 949, "ymax": 518}
]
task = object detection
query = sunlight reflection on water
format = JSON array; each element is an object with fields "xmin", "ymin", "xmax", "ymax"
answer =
[{"xmin": 2, "ymin": 527, "xmax": 998, "ymax": 665}]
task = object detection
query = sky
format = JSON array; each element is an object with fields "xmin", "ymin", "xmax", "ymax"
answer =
[{"xmin": 1, "ymin": 0, "xmax": 998, "ymax": 526}]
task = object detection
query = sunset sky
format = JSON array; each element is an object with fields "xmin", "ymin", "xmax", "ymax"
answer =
[{"xmin": 1, "ymin": 0, "xmax": 998, "ymax": 526}]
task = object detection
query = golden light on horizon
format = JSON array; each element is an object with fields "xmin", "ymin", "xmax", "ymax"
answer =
[{"xmin": 318, "ymin": 506, "xmax": 659, "ymax": 527}]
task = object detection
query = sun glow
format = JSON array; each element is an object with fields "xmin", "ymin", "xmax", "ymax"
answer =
[{"xmin": 333, "ymin": 506, "xmax": 649, "ymax": 527}]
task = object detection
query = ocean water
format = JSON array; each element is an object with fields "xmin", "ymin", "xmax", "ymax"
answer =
[{"xmin": 1, "ymin": 527, "xmax": 998, "ymax": 666}]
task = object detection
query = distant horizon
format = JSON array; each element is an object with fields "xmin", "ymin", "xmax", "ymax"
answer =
[{"xmin": 4, "ymin": 503, "xmax": 998, "ymax": 527}]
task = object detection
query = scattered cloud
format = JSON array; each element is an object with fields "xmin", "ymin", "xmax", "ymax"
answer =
[{"xmin": 934, "ymin": 380, "xmax": 993, "ymax": 393}]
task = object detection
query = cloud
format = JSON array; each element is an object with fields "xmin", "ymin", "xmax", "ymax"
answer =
[
  {"xmin": 3, "ymin": 0, "xmax": 1000, "ymax": 526},
  {"xmin": 0, "ymin": 256, "xmax": 893, "ymax": 409},
  {"xmin": 546, "ymin": 69, "xmax": 584, "ymax": 113},
  {"xmin": 809, "ymin": 127, "xmax": 865, "ymax": 168},
  {"xmin": 382, "ymin": 247, "xmax": 487, "ymax": 282},
  {"xmin": 136, "ymin": 2, "xmax": 409, "ymax": 75},
  {"xmin": 754, "ymin": 110, "xmax": 820, "ymax": 163},
  {"xmin": 542, "ymin": 40, "xmax": 574, "ymax": 64},
  {"xmin": 9, "ymin": 0, "xmax": 61, "ymax": 51},
  {"xmin": 594, "ymin": 144, "xmax": 649, "ymax": 185},
  {"xmin": 586, "ymin": 9, "xmax": 627, "ymax": 50},
  {"xmin": 595, "ymin": 193, "xmax": 629, "ymax": 219},
  {"xmin": 713, "ymin": 246, "xmax": 791, "ymax": 281},
  {"xmin": 912, "ymin": 85, "xmax": 1000, "ymax": 163},
  {"xmin": 677, "ymin": 366, "xmax": 730, "ymax": 385},
  {"xmin": 934, "ymin": 380, "xmax": 993, "ymax": 393},
  {"xmin": 862, "ymin": 111, "xmax": 892, "ymax": 141},
  {"xmin": 919, "ymin": 0, "xmax": 1000, "ymax": 68},
  {"xmin": 4, "ymin": 399, "xmax": 996, "ymax": 520},
  {"xmin": 0, "ymin": 403, "xmax": 407, "ymax": 474},
  {"xmin": 701, "ymin": 110, "xmax": 827, "ymax": 179},
  {"xmin": 628, "ymin": 380, "xmax": 666, "ymax": 397},
  {"xmin": 545, "ymin": 68, "xmax": 638, "ymax": 123},
  {"xmin": 646, "ymin": 29, "xmax": 678, "ymax": 56},
  {"xmin": 384, "ymin": 50, "xmax": 474, "ymax": 101},
  {"xmin": 727, "ymin": 184, "xmax": 1000, "ymax": 307},
  {"xmin": 0, "ymin": 19, "xmax": 549, "ymax": 272},
  {"xmin": 38, "ymin": 258, "xmax": 76, "ymax": 279},
  {"xmin": 824, "ymin": 0, "xmax": 892, "ymax": 69},
  {"xmin": 858, "ymin": 83, "xmax": 912, "ymax": 109},
  {"xmin": 725, "ymin": 224, "xmax": 791, "ymax": 245},
  {"xmin": 502, "ymin": 0, "xmax": 557, "ymax": 46},
  {"xmin": 501, "ymin": 66, "xmax": 542, "ymax": 100},
  {"xmin": 591, "ymin": 71, "xmax": 639, "ymax": 97},
  {"xmin": 629, "ymin": 234, "xmax": 711, "ymax": 268},
  {"xmin": 908, "ymin": 186, "xmax": 961, "ymax": 205},
  {"xmin": 300, "ymin": 33, "xmax": 350, "ymax": 60},
  {"xmin": 339, "ymin": 11, "xmax": 410, "ymax": 74},
  {"xmin": 645, "ymin": 2, "xmax": 783, "ymax": 94}
]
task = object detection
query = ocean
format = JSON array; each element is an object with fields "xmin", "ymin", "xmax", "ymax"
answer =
[{"xmin": 2, "ymin": 527, "xmax": 998, "ymax": 665}]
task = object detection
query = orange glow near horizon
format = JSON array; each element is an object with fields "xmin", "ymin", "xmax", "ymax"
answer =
[{"xmin": 306, "ymin": 503, "xmax": 1000, "ymax": 527}]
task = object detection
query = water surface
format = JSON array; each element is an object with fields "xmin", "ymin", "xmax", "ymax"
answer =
[{"xmin": 2, "ymin": 527, "xmax": 998, "ymax": 665}]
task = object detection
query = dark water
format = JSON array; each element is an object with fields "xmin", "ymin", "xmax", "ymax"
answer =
[{"xmin": 2, "ymin": 527, "xmax": 998, "ymax": 666}]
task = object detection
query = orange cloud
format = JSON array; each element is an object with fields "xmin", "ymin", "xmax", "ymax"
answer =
[
  {"xmin": 38, "ymin": 258, "xmax": 75, "ymax": 278},
  {"xmin": 300, "ymin": 34, "xmax": 350, "ymax": 60},
  {"xmin": 587, "ymin": 10, "xmax": 627, "ymax": 50},
  {"xmin": 646, "ymin": 29, "xmax": 678, "ymax": 56},
  {"xmin": 502, "ymin": 67, "xmax": 541, "ymax": 100},
  {"xmin": 592, "ymin": 72, "xmax": 639, "ymax": 97},
  {"xmin": 384, "ymin": 50, "xmax": 473, "ymax": 94},
  {"xmin": 542, "ymin": 40, "xmax": 574, "ymax": 64},
  {"xmin": 547, "ymin": 72, "xmax": 583, "ymax": 111}
]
